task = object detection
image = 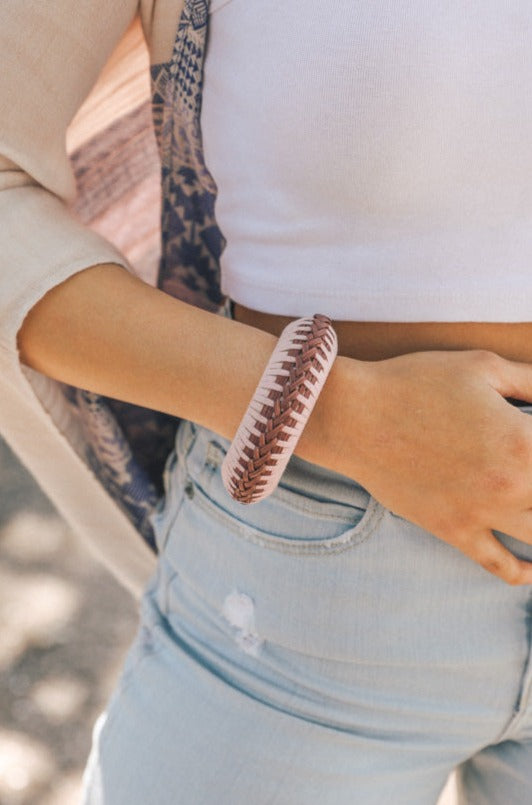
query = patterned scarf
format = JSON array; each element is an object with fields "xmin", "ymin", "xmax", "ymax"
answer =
[{"xmin": 64, "ymin": 0, "xmax": 222, "ymax": 551}]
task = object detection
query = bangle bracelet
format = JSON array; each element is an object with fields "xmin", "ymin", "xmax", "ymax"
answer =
[{"xmin": 221, "ymin": 313, "xmax": 338, "ymax": 504}]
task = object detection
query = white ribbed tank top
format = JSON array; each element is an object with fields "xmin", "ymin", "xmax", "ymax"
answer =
[{"xmin": 201, "ymin": 0, "xmax": 532, "ymax": 321}]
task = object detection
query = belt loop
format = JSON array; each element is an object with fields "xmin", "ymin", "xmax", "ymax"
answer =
[{"xmin": 176, "ymin": 418, "xmax": 198, "ymax": 464}]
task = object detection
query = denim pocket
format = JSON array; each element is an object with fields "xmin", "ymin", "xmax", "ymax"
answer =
[{"xmin": 183, "ymin": 459, "xmax": 384, "ymax": 556}]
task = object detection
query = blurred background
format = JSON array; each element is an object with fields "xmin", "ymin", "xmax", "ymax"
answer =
[
  {"xmin": 0, "ymin": 436, "xmax": 138, "ymax": 803},
  {"xmin": 0, "ymin": 15, "xmax": 457, "ymax": 805},
  {"xmin": 0, "ymin": 18, "xmax": 156, "ymax": 803}
]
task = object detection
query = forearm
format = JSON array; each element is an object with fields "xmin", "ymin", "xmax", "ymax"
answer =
[
  {"xmin": 16, "ymin": 263, "xmax": 352, "ymax": 466},
  {"xmin": 17, "ymin": 263, "xmax": 532, "ymax": 586}
]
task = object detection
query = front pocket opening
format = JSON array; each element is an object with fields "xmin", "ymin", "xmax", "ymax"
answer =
[{"xmin": 188, "ymin": 474, "xmax": 386, "ymax": 555}]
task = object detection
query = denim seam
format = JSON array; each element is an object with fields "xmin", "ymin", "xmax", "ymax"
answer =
[
  {"xmin": 190, "ymin": 434, "xmax": 371, "ymax": 522},
  {"xmin": 188, "ymin": 477, "xmax": 386, "ymax": 555},
  {"xmin": 177, "ymin": 419, "xmax": 200, "ymax": 463},
  {"xmin": 256, "ymin": 485, "xmax": 370, "ymax": 521},
  {"xmin": 193, "ymin": 470, "xmax": 371, "ymax": 524},
  {"xmin": 492, "ymin": 598, "xmax": 532, "ymax": 743},
  {"xmin": 153, "ymin": 421, "xmax": 199, "ymax": 553},
  {"xmin": 96, "ymin": 631, "xmax": 166, "ymax": 741},
  {"xmin": 188, "ymin": 454, "xmax": 372, "ymax": 523},
  {"xmin": 154, "ymin": 488, "xmax": 187, "ymax": 555}
]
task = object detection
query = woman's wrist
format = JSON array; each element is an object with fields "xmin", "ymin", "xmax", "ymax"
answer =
[{"xmin": 293, "ymin": 353, "xmax": 372, "ymax": 476}]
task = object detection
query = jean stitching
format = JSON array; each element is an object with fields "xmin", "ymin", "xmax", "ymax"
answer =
[
  {"xmin": 189, "ymin": 478, "xmax": 385, "ymax": 555},
  {"xmin": 154, "ymin": 487, "xmax": 186, "ymax": 554},
  {"xmin": 193, "ymin": 467, "xmax": 370, "ymax": 523},
  {"xmin": 96, "ymin": 630, "xmax": 165, "ymax": 741},
  {"xmin": 177, "ymin": 419, "xmax": 199, "ymax": 462},
  {"xmin": 153, "ymin": 421, "xmax": 199, "ymax": 553},
  {"xmin": 188, "ymin": 437, "xmax": 371, "ymax": 523},
  {"xmin": 263, "ymin": 483, "xmax": 370, "ymax": 521}
]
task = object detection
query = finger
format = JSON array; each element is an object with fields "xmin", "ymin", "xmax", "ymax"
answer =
[
  {"xmin": 490, "ymin": 512, "xmax": 532, "ymax": 547},
  {"xmin": 490, "ymin": 353, "xmax": 532, "ymax": 403},
  {"xmin": 457, "ymin": 528, "xmax": 532, "ymax": 586}
]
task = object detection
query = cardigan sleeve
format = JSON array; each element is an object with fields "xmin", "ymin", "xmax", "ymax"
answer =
[{"xmin": 0, "ymin": 0, "xmax": 142, "ymax": 357}]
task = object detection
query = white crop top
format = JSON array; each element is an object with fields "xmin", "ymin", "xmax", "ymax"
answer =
[{"xmin": 201, "ymin": 1, "xmax": 532, "ymax": 321}]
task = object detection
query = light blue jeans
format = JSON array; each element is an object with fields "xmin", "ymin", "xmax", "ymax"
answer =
[{"xmin": 82, "ymin": 377, "xmax": 532, "ymax": 804}]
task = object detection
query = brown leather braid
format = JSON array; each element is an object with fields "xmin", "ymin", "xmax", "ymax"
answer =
[{"xmin": 226, "ymin": 314, "xmax": 335, "ymax": 503}]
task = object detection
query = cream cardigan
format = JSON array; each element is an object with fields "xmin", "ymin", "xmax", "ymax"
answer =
[{"xmin": 0, "ymin": 0, "xmax": 225, "ymax": 598}]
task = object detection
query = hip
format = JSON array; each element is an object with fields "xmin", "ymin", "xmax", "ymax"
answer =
[{"xmin": 142, "ymin": 414, "xmax": 532, "ymax": 745}]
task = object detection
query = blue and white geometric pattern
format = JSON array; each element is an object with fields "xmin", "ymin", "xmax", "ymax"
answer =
[
  {"xmin": 151, "ymin": 0, "xmax": 225, "ymax": 311},
  {"xmin": 57, "ymin": 0, "xmax": 223, "ymax": 553}
]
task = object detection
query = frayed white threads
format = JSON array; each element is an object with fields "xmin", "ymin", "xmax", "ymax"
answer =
[{"xmin": 221, "ymin": 590, "xmax": 263, "ymax": 656}]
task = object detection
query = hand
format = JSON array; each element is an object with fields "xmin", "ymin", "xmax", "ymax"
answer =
[{"xmin": 326, "ymin": 349, "xmax": 532, "ymax": 585}]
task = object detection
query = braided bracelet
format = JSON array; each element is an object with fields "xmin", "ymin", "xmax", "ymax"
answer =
[{"xmin": 221, "ymin": 314, "xmax": 338, "ymax": 504}]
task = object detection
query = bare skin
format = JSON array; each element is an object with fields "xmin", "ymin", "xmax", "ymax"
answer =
[
  {"xmin": 235, "ymin": 302, "xmax": 532, "ymax": 584},
  {"xmin": 17, "ymin": 264, "xmax": 532, "ymax": 586},
  {"xmin": 233, "ymin": 302, "xmax": 532, "ymax": 364}
]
